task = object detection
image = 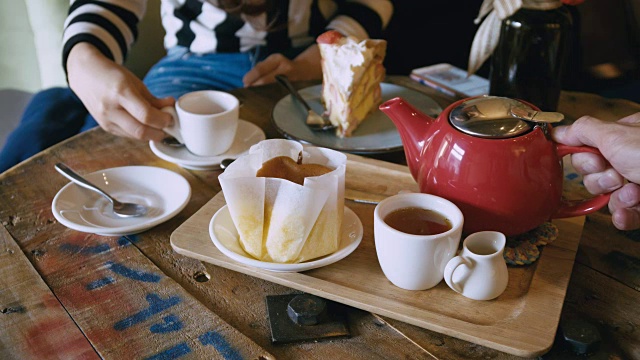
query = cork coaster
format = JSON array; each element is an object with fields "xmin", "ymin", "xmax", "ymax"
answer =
[{"xmin": 503, "ymin": 222, "xmax": 559, "ymax": 266}]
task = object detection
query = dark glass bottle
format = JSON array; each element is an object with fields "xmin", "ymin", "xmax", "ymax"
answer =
[{"xmin": 489, "ymin": 5, "xmax": 573, "ymax": 111}]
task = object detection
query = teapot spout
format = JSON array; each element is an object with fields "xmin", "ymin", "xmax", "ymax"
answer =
[{"xmin": 379, "ymin": 97, "xmax": 436, "ymax": 180}]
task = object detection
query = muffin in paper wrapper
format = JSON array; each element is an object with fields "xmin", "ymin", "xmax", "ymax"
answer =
[{"xmin": 219, "ymin": 139, "xmax": 346, "ymax": 263}]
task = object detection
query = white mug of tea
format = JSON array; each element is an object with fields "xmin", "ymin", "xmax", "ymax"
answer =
[
  {"xmin": 162, "ymin": 90, "xmax": 239, "ymax": 156},
  {"xmin": 374, "ymin": 193, "xmax": 464, "ymax": 291},
  {"xmin": 443, "ymin": 231, "xmax": 509, "ymax": 301}
]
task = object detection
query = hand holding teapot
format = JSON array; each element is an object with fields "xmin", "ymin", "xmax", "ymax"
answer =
[
  {"xmin": 380, "ymin": 96, "xmax": 611, "ymax": 236},
  {"xmin": 552, "ymin": 114, "xmax": 640, "ymax": 231}
]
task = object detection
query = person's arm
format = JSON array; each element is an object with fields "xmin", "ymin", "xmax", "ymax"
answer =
[
  {"xmin": 67, "ymin": 43, "xmax": 173, "ymax": 141},
  {"xmin": 242, "ymin": 45, "xmax": 322, "ymax": 87},
  {"xmin": 63, "ymin": 0, "xmax": 173, "ymax": 141},
  {"xmin": 243, "ymin": 0, "xmax": 393, "ymax": 87},
  {"xmin": 323, "ymin": 0, "xmax": 393, "ymax": 41},
  {"xmin": 62, "ymin": 0, "xmax": 146, "ymax": 76},
  {"xmin": 552, "ymin": 114, "xmax": 640, "ymax": 230}
]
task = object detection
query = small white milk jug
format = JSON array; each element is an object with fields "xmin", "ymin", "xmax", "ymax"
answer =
[{"xmin": 443, "ymin": 231, "xmax": 509, "ymax": 301}]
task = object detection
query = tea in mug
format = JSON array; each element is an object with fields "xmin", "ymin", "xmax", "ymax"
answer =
[{"xmin": 384, "ymin": 207, "xmax": 452, "ymax": 235}]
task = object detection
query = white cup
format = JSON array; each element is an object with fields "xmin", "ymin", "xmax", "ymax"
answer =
[
  {"xmin": 162, "ymin": 90, "xmax": 239, "ymax": 156},
  {"xmin": 443, "ymin": 231, "xmax": 509, "ymax": 301},
  {"xmin": 374, "ymin": 193, "xmax": 464, "ymax": 290}
]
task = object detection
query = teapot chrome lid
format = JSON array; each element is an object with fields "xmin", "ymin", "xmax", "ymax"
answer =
[{"xmin": 449, "ymin": 96, "xmax": 564, "ymax": 139}]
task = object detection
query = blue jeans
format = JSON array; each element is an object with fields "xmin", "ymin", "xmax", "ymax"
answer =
[{"xmin": 0, "ymin": 46, "xmax": 267, "ymax": 172}]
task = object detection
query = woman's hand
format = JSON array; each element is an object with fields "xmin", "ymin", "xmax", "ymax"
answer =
[
  {"xmin": 67, "ymin": 43, "xmax": 175, "ymax": 142},
  {"xmin": 242, "ymin": 44, "xmax": 322, "ymax": 87},
  {"xmin": 552, "ymin": 114, "xmax": 640, "ymax": 230}
]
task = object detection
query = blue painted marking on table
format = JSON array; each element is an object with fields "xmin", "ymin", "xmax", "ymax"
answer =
[
  {"xmin": 118, "ymin": 234, "xmax": 140, "ymax": 246},
  {"xmin": 60, "ymin": 243, "xmax": 110, "ymax": 254},
  {"xmin": 199, "ymin": 331, "xmax": 243, "ymax": 360},
  {"xmin": 117, "ymin": 236, "xmax": 130, "ymax": 246},
  {"xmin": 566, "ymin": 173, "xmax": 579, "ymax": 180},
  {"xmin": 86, "ymin": 276, "xmax": 115, "ymax": 290},
  {"xmin": 106, "ymin": 261, "xmax": 161, "ymax": 282},
  {"xmin": 150, "ymin": 314, "xmax": 183, "ymax": 333},
  {"xmin": 145, "ymin": 342, "xmax": 191, "ymax": 360},
  {"xmin": 113, "ymin": 293, "xmax": 181, "ymax": 331}
]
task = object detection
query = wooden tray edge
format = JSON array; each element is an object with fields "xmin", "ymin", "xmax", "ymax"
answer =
[{"xmin": 170, "ymin": 192, "xmax": 583, "ymax": 358}]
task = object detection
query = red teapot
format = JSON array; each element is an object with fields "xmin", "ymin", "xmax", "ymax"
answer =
[{"xmin": 379, "ymin": 96, "xmax": 611, "ymax": 236}]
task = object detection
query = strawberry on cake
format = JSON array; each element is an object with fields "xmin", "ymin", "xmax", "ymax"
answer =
[{"xmin": 317, "ymin": 30, "xmax": 387, "ymax": 137}]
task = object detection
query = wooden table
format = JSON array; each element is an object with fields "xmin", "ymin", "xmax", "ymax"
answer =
[{"xmin": 1, "ymin": 77, "xmax": 639, "ymax": 359}]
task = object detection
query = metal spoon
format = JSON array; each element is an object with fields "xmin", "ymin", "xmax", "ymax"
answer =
[
  {"xmin": 162, "ymin": 136, "xmax": 184, "ymax": 147},
  {"xmin": 274, "ymin": 75, "xmax": 336, "ymax": 131},
  {"xmin": 55, "ymin": 163, "xmax": 148, "ymax": 218},
  {"xmin": 218, "ymin": 158, "xmax": 234, "ymax": 170},
  {"xmin": 510, "ymin": 106, "xmax": 564, "ymax": 123},
  {"xmin": 156, "ymin": 139, "xmax": 234, "ymax": 170}
]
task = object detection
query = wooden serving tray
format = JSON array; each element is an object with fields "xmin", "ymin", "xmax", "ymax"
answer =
[{"xmin": 171, "ymin": 154, "xmax": 584, "ymax": 357}]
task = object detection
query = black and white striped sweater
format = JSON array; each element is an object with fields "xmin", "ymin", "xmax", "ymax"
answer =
[{"xmin": 62, "ymin": 0, "xmax": 393, "ymax": 73}]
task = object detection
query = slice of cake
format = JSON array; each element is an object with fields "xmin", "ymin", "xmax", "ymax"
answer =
[{"xmin": 317, "ymin": 30, "xmax": 387, "ymax": 137}]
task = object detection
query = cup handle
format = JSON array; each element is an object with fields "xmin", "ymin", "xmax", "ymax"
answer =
[
  {"xmin": 161, "ymin": 106, "xmax": 184, "ymax": 144},
  {"xmin": 553, "ymin": 144, "xmax": 612, "ymax": 218},
  {"xmin": 443, "ymin": 255, "xmax": 471, "ymax": 294}
]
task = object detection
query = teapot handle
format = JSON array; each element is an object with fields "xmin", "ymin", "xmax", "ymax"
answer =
[{"xmin": 552, "ymin": 144, "xmax": 611, "ymax": 219}]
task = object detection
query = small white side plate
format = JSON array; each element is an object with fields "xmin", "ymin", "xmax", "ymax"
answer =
[
  {"xmin": 149, "ymin": 119, "xmax": 266, "ymax": 170},
  {"xmin": 209, "ymin": 205, "xmax": 363, "ymax": 272},
  {"xmin": 52, "ymin": 166, "xmax": 191, "ymax": 236}
]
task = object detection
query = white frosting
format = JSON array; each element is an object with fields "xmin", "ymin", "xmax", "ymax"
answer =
[{"xmin": 319, "ymin": 36, "xmax": 373, "ymax": 94}]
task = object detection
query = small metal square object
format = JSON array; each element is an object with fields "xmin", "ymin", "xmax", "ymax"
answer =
[{"xmin": 265, "ymin": 293, "xmax": 351, "ymax": 344}]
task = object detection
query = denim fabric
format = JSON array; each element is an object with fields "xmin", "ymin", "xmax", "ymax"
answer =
[
  {"xmin": 144, "ymin": 47, "xmax": 256, "ymax": 98},
  {"xmin": 0, "ymin": 88, "xmax": 89, "ymax": 172},
  {"xmin": 0, "ymin": 46, "xmax": 266, "ymax": 173}
]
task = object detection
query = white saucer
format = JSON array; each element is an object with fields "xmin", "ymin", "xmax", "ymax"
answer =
[
  {"xmin": 149, "ymin": 119, "xmax": 266, "ymax": 170},
  {"xmin": 209, "ymin": 205, "xmax": 363, "ymax": 272},
  {"xmin": 52, "ymin": 166, "xmax": 191, "ymax": 236}
]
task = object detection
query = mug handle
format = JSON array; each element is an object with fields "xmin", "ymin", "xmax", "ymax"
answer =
[
  {"xmin": 443, "ymin": 255, "xmax": 472, "ymax": 294},
  {"xmin": 161, "ymin": 106, "xmax": 184, "ymax": 144},
  {"xmin": 552, "ymin": 144, "xmax": 612, "ymax": 219}
]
